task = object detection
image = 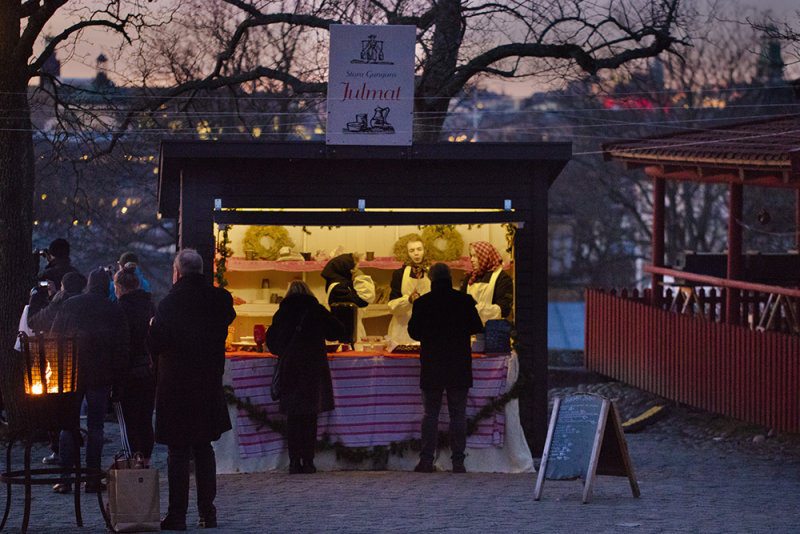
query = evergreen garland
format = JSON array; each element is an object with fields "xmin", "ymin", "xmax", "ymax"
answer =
[{"xmin": 214, "ymin": 225, "xmax": 233, "ymax": 288}]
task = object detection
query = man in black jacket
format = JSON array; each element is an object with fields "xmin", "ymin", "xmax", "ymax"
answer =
[
  {"xmin": 147, "ymin": 249, "xmax": 235, "ymax": 530},
  {"xmin": 408, "ymin": 263, "xmax": 484, "ymax": 474},
  {"xmin": 51, "ymin": 268, "xmax": 129, "ymax": 494}
]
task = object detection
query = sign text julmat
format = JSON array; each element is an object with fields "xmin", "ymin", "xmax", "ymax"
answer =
[{"xmin": 327, "ymin": 25, "xmax": 415, "ymax": 146}]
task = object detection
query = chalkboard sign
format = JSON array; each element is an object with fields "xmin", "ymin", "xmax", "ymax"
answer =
[
  {"xmin": 543, "ymin": 394, "xmax": 603, "ymax": 480},
  {"xmin": 534, "ymin": 393, "xmax": 640, "ymax": 503}
]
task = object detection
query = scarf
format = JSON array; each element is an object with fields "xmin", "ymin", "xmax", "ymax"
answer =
[{"xmin": 467, "ymin": 241, "xmax": 503, "ymax": 286}]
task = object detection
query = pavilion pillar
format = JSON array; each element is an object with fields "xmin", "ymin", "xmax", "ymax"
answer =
[
  {"xmin": 651, "ymin": 176, "xmax": 665, "ymax": 307},
  {"xmin": 795, "ymin": 189, "xmax": 800, "ymax": 250},
  {"xmin": 726, "ymin": 182, "xmax": 743, "ymax": 325}
]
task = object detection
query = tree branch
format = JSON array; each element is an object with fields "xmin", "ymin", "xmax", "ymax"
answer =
[{"xmin": 28, "ymin": 18, "xmax": 131, "ymax": 77}]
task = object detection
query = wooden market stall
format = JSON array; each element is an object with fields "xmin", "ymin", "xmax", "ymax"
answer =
[
  {"xmin": 596, "ymin": 114, "xmax": 800, "ymax": 432},
  {"xmin": 157, "ymin": 140, "xmax": 572, "ymax": 462}
]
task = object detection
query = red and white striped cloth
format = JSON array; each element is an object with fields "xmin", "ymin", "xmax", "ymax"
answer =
[{"xmin": 229, "ymin": 355, "xmax": 509, "ymax": 459}]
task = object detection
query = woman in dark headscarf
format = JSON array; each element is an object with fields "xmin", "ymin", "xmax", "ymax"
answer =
[
  {"xmin": 266, "ymin": 281, "xmax": 343, "ymax": 473},
  {"xmin": 460, "ymin": 241, "xmax": 513, "ymax": 323},
  {"xmin": 320, "ymin": 253, "xmax": 375, "ymax": 341}
]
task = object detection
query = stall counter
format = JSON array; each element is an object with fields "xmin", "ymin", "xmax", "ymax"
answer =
[{"xmin": 214, "ymin": 351, "xmax": 534, "ymax": 474}]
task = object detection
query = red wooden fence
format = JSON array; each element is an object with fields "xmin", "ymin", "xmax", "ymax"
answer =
[{"xmin": 585, "ymin": 288, "xmax": 800, "ymax": 433}]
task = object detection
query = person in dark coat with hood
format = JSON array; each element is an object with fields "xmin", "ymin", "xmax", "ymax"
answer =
[
  {"xmin": 29, "ymin": 238, "xmax": 80, "ymax": 319},
  {"xmin": 266, "ymin": 281, "xmax": 344, "ymax": 474},
  {"xmin": 51, "ymin": 267, "xmax": 129, "ymax": 494},
  {"xmin": 321, "ymin": 253, "xmax": 375, "ymax": 342},
  {"xmin": 146, "ymin": 249, "xmax": 235, "ymax": 531},
  {"xmin": 408, "ymin": 263, "xmax": 483, "ymax": 474},
  {"xmin": 28, "ymin": 271, "xmax": 86, "ymax": 333},
  {"xmin": 114, "ymin": 262, "xmax": 156, "ymax": 465}
]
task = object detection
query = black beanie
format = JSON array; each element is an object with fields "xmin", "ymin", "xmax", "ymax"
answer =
[
  {"xmin": 87, "ymin": 268, "xmax": 110, "ymax": 297},
  {"xmin": 62, "ymin": 272, "xmax": 87, "ymax": 294}
]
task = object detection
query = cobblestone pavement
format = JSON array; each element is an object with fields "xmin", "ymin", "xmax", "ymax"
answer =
[{"xmin": 2, "ymin": 377, "xmax": 799, "ymax": 534}]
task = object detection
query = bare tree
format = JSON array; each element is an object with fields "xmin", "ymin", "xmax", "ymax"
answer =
[{"xmin": 2, "ymin": 0, "xmax": 689, "ymax": 418}]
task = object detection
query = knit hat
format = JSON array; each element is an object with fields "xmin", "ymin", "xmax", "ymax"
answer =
[
  {"xmin": 61, "ymin": 272, "xmax": 87, "ymax": 294},
  {"xmin": 87, "ymin": 268, "xmax": 111, "ymax": 297},
  {"xmin": 119, "ymin": 251, "xmax": 139, "ymax": 265}
]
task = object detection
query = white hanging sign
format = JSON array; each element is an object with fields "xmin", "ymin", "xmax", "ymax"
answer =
[{"xmin": 327, "ymin": 24, "xmax": 415, "ymax": 146}]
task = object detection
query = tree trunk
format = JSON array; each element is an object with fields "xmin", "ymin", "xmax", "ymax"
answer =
[
  {"xmin": 414, "ymin": 0, "xmax": 464, "ymax": 142},
  {"xmin": 0, "ymin": 56, "xmax": 37, "ymax": 427}
]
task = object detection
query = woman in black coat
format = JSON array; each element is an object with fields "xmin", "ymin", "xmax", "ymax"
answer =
[
  {"xmin": 114, "ymin": 263, "xmax": 156, "ymax": 465},
  {"xmin": 266, "ymin": 281, "xmax": 343, "ymax": 474}
]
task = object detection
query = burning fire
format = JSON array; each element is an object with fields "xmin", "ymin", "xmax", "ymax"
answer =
[{"xmin": 29, "ymin": 362, "xmax": 54, "ymax": 395}]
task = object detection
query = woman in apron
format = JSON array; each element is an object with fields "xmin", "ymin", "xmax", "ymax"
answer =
[
  {"xmin": 321, "ymin": 253, "xmax": 375, "ymax": 342},
  {"xmin": 460, "ymin": 241, "xmax": 513, "ymax": 324},
  {"xmin": 387, "ymin": 235, "xmax": 431, "ymax": 346}
]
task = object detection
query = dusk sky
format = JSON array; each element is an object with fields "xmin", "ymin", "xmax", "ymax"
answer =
[{"xmin": 44, "ymin": 0, "xmax": 799, "ymax": 96}]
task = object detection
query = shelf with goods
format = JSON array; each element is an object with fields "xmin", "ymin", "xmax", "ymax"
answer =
[{"xmin": 218, "ymin": 223, "xmax": 514, "ymax": 342}]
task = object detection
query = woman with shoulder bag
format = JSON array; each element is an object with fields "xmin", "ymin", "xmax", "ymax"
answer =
[{"xmin": 266, "ymin": 281, "xmax": 343, "ymax": 474}]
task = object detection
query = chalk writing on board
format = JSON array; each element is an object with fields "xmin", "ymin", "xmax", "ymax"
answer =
[{"xmin": 545, "ymin": 394, "xmax": 603, "ymax": 480}]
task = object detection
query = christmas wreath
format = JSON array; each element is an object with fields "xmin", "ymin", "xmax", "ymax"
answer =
[
  {"xmin": 421, "ymin": 225, "xmax": 464, "ymax": 262},
  {"xmin": 242, "ymin": 226, "xmax": 295, "ymax": 260}
]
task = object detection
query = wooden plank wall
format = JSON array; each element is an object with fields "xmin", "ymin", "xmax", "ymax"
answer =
[{"xmin": 585, "ymin": 288, "xmax": 800, "ymax": 433}]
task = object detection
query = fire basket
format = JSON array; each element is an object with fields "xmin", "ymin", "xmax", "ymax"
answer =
[{"xmin": 0, "ymin": 333, "xmax": 110, "ymax": 532}]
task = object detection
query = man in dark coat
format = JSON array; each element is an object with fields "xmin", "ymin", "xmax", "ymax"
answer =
[
  {"xmin": 408, "ymin": 262, "xmax": 483, "ymax": 474},
  {"xmin": 146, "ymin": 249, "xmax": 235, "ymax": 530},
  {"xmin": 51, "ymin": 268, "xmax": 129, "ymax": 494}
]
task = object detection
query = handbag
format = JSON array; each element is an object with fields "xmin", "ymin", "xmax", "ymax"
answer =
[
  {"xmin": 106, "ymin": 453, "xmax": 160, "ymax": 532},
  {"xmin": 270, "ymin": 308, "xmax": 309, "ymax": 401}
]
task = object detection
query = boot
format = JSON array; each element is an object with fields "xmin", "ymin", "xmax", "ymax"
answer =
[{"xmin": 289, "ymin": 458, "xmax": 303, "ymax": 474}]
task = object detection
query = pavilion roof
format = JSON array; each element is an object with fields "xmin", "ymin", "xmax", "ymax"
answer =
[{"xmin": 602, "ymin": 114, "xmax": 800, "ymax": 187}]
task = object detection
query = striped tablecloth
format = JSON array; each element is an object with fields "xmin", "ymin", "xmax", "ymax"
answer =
[{"xmin": 229, "ymin": 354, "xmax": 509, "ymax": 459}]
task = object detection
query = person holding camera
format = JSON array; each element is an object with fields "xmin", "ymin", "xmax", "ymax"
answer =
[{"xmin": 29, "ymin": 238, "xmax": 79, "ymax": 318}]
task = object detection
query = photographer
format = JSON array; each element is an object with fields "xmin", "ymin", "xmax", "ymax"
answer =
[{"xmin": 30, "ymin": 238, "xmax": 78, "ymax": 317}]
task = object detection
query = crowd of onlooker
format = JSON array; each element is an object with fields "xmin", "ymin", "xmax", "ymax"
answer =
[
  {"xmin": 23, "ymin": 238, "xmax": 155, "ymax": 494},
  {"xmin": 14, "ymin": 239, "xmax": 234, "ymax": 530}
]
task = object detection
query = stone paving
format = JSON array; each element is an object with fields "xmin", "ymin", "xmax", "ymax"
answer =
[{"xmin": 2, "ymin": 381, "xmax": 799, "ymax": 534}]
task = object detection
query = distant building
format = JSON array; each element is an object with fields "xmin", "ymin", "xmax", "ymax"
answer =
[{"xmin": 756, "ymin": 24, "xmax": 784, "ymax": 85}]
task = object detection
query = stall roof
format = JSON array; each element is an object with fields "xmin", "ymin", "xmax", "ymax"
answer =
[
  {"xmin": 158, "ymin": 140, "xmax": 572, "ymax": 219},
  {"xmin": 602, "ymin": 114, "xmax": 800, "ymax": 187}
]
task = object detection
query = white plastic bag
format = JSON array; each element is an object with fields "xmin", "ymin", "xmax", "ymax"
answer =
[{"xmin": 13, "ymin": 305, "xmax": 32, "ymax": 352}]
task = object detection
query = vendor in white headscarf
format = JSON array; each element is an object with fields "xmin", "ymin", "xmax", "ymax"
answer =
[
  {"xmin": 460, "ymin": 241, "xmax": 513, "ymax": 324},
  {"xmin": 321, "ymin": 253, "xmax": 375, "ymax": 342},
  {"xmin": 387, "ymin": 234, "xmax": 431, "ymax": 345}
]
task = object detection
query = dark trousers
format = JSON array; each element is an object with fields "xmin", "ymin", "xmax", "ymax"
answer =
[
  {"xmin": 120, "ymin": 375, "xmax": 155, "ymax": 459},
  {"xmin": 60, "ymin": 385, "xmax": 110, "ymax": 475},
  {"xmin": 167, "ymin": 441, "xmax": 217, "ymax": 520},
  {"xmin": 420, "ymin": 387, "xmax": 468, "ymax": 464},
  {"xmin": 286, "ymin": 414, "xmax": 318, "ymax": 463}
]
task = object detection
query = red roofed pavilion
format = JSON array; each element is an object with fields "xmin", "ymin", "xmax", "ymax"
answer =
[{"xmin": 594, "ymin": 114, "xmax": 800, "ymax": 433}]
